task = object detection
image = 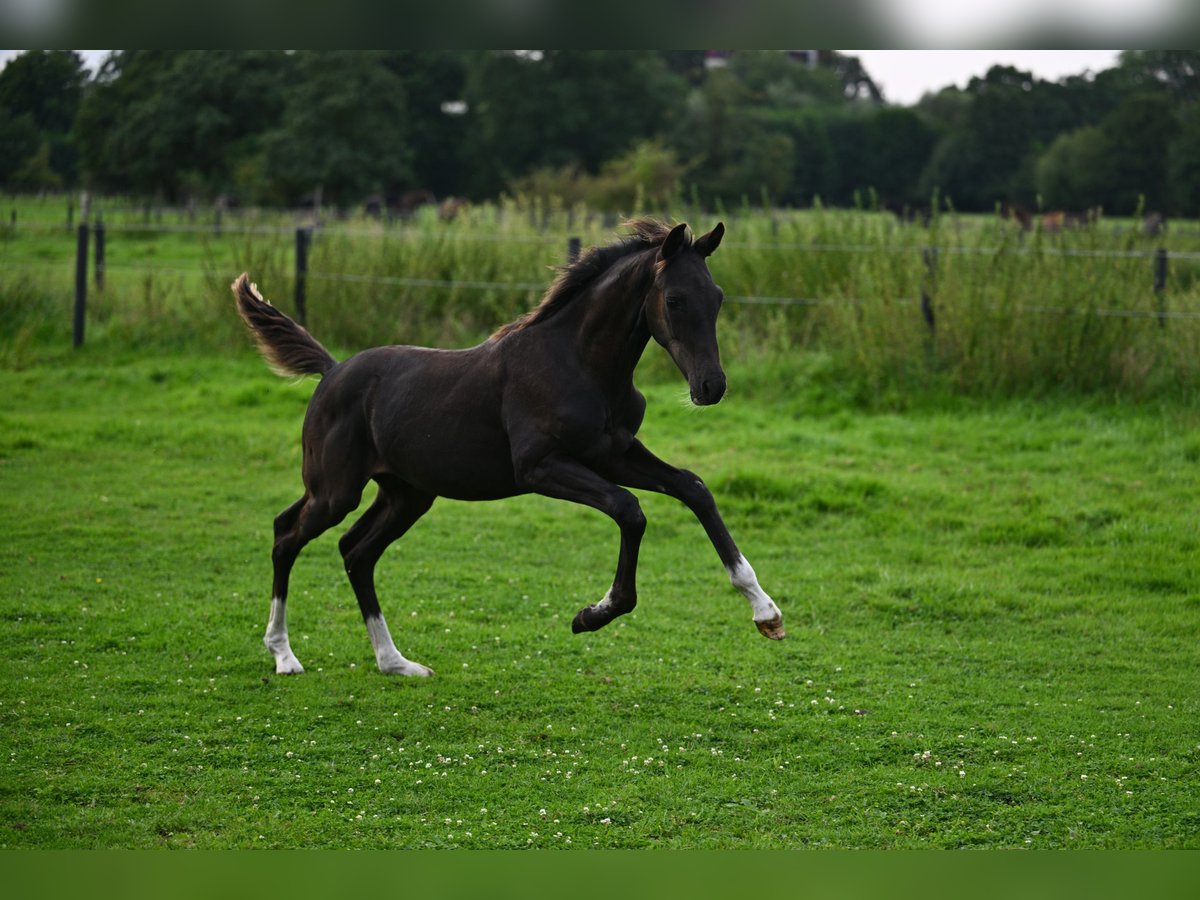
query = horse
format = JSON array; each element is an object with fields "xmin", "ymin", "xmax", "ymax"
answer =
[{"xmin": 232, "ymin": 218, "xmax": 785, "ymax": 677}]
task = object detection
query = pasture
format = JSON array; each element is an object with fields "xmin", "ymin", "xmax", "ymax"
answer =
[{"xmin": 1, "ymin": 348, "xmax": 1197, "ymax": 848}]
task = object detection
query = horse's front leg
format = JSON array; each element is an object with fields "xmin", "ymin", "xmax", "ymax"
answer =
[
  {"xmin": 599, "ymin": 439, "xmax": 785, "ymax": 640},
  {"xmin": 514, "ymin": 451, "xmax": 646, "ymax": 633}
]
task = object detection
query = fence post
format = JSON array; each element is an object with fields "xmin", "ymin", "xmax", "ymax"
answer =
[
  {"xmin": 295, "ymin": 226, "xmax": 310, "ymax": 328},
  {"xmin": 1154, "ymin": 247, "xmax": 1168, "ymax": 329},
  {"xmin": 94, "ymin": 216, "xmax": 106, "ymax": 292},
  {"xmin": 920, "ymin": 246, "xmax": 937, "ymax": 334},
  {"xmin": 67, "ymin": 199, "xmax": 74, "ymax": 233},
  {"xmin": 73, "ymin": 223, "xmax": 89, "ymax": 348},
  {"xmin": 567, "ymin": 236, "xmax": 581, "ymax": 264}
]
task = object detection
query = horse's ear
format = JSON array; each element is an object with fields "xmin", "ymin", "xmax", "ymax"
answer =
[
  {"xmin": 658, "ymin": 222, "xmax": 689, "ymax": 263},
  {"xmin": 694, "ymin": 222, "xmax": 725, "ymax": 257}
]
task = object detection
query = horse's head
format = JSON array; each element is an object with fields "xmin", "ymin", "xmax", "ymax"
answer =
[{"xmin": 647, "ymin": 221, "xmax": 727, "ymax": 406}]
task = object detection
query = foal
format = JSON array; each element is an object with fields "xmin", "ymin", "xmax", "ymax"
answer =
[{"xmin": 234, "ymin": 219, "xmax": 784, "ymax": 676}]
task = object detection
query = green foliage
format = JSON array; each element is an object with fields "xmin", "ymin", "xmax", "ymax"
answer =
[
  {"xmin": 9, "ymin": 49, "xmax": 1199, "ymax": 213},
  {"xmin": 461, "ymin": 51, "xmax": 686, "ymax": 199},
  {"xmin": 0, "ymin": 50, "xmax": 86, "ymax": 188},
  {"xmin": 1035, "ymin": 95, "xmax": 1179, "ymax": 215},
  {"xmin": 257, "ymin": 52, "xmax": 414, "ymax": 206},
  {"xmin": 1168, "ymin": 104, "xmax": 1200, "ymax": 217},
  {"xmin": 0, "ymin": 108, "xmax": 39, "ymax": 184},
  {"xmin": 1035, "ymin": 126, "xmax": 1109, "ymax": 210},
  {"xmin": 76, "ymin": 51, "xmax": 293, "ymax": 199},
  {"xmin": 511, "ymin": 141, "xmax": 686, "ymax": 212},
  {"xmin": 1, "ymin": 353, "xmax": 1197, "ymax": 847}
]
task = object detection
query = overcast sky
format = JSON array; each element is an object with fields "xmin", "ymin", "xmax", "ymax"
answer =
[
  {"xmin": 852, "ymin": 49, "xmax": 1121, "ymax": 105},
  {"xmin": 1, "ymin": 49, "xmax": 1125, "ymax": 108}
]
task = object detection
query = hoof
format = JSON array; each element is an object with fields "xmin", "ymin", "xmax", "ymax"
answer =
[
  {"xmin": 572, "ymin": 608, "xmax": 601, "ymax": 634},
  {"xmin": 755, "ymin": 616, "xmax": 786, "ymax": 640},
  {"xmin": 269, "ymin": 647, "xmax": 304, "ymax": 674}
]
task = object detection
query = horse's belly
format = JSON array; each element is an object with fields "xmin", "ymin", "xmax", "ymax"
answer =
[{"xmin": 376, "ymin": 418, "xmax": 519, "ymax": 501}]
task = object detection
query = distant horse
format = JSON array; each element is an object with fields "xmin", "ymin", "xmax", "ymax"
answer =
[
  {"xmin": 1041, "ymin": 209, "xmax": 1095, "ymax": 232},
  {"xmin": 232, "ymin": 219, "xmax": 785, "ymax": 676},
  {"xmin": 999, "ymin": 202, "xmax": 1032, "ymax": 232}
]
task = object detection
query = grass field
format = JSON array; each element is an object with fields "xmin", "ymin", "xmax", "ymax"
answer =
[{"xmin": 1, "ymin": 346, "xmax": 1197, "ymax": 848}]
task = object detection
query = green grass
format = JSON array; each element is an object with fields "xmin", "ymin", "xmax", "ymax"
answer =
[{"xmin": 1, "ymin": 349, "xmax": 1197, "ymax": 847}]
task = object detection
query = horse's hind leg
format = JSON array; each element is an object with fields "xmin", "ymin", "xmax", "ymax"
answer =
[
  {"xmin": 265, "ymin": 484, "xmax": 364, "ymax": 674},
  {"xmin": 264, "ymin": 497, "xmax": 308, "ymax": 673},
  {"xmin": 339, "ymin": 479, "xmax": 436, "ymax": 676}
]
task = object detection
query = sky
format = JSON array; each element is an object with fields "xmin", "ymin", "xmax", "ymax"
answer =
[
  {"xmin": 851, "ymin": 50, "xmax": 1122, "ymax": 105},
  {"xmin": 1, "ymin": 49, "xmax": 1125, "ymax": 108}
]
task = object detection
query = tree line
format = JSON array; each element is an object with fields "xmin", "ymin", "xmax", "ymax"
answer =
[{"xmin": 1, "ymin": 50, "xmax": 1198, "ymax": 216}]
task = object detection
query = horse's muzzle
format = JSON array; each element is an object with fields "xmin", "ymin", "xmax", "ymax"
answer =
[{"xmin": 692, "ymin": 371, "xmax": 727, "ymax": 406}]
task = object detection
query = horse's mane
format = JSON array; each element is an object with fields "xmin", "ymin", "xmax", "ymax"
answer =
[{"xmin": 491, "ymin": 218, "xmax": 688, "ymax": 340}]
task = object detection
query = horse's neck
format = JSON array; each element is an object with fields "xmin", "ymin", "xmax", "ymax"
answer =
[{"xmin": 570, "ymin": 259, "xmax": 654, "ymax": 389}]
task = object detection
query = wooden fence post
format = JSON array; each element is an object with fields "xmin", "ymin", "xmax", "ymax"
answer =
[
  {"xmin": 73, "ymin": 223, "xmax": 89, "ymax": 348},
  {"xmin": 295, "ymin": 226, "xmax": 310, "ymax": 327},
  {"xmin": 567, "ymin": 236, "xmax": 581, "ymax": 264},
  {"xmin": 1154, "ymin": 248, "xmax": 1168, "ymax": 329}
]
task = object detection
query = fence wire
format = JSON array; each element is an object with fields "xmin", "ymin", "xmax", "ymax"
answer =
[
  {"xmin": 8, "ymin": 216, "xmax": 1200, "ymax": 260},
  {"xmin": 6, "ymin": 256, "xmax": 1200, "ymax": 320}
]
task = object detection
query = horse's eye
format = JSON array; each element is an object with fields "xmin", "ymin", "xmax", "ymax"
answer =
[{"xmin": 665, "ymin": 295, "xmax": 683, "ymax": 311}]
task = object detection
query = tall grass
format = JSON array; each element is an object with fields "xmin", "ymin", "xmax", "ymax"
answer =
[{"xmin": 2, "ymin": 194, "xmax": 1199, "ymax": 401}]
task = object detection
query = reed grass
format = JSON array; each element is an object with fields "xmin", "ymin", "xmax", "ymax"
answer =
[{"xmin": 3, "ymin": 194, "xmax": 1199, "ymax": 401}]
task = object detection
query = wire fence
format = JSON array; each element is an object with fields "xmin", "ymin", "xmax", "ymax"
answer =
[
  {"xmin": 9, "ymin": 214, "xmax": 1200, "ymax": 260},
  {"xmin": 5, "ymin": 215, "xmax": 1199, "ymax": 348}
]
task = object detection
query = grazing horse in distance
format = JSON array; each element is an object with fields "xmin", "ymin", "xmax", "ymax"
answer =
[{"xmin": 233, "ymin": 219, "xmax": 785, "ymax": 677}]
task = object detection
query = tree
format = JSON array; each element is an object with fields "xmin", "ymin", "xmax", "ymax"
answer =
[
  {"xmin": 76, "ymin": 51, "xmax": 292, "ymax": 198},
  {"xmin": 380, "ymin": 51, "xmax": 471, "ymax": 197},
  {"xmin": 826, "ymin": 106, "xmax": 937, "ymax": 207},
  {"xmin": 1116, "ymin": 51, "xmax": 1200, "ymax": 105},
  {"xmin": 1168, "ymin": 103, "xmax": 1200, "ymax": 216},
  {"xmin": 0, "ymin": 108, "xmax": 39, "ymax": 186},
  {"xmin": 0, "ymin": 50, "xmax": 87, "ymax": 134},
  {"xmin": 0, "ymin": 50, "xmax": 87, "ymax": 185},
  {"xmin": 1097, "ymin": 93, "xmax": 1178, "ymax": 214},
  {"xmin": 1035, "ymin": 126, "xmax": 1110, "ymax": 210},
  {"xmin": 261, "ymin": 52, "xmax": 413, "ymax": 205},
  {"xmin": 11, "ymin": 143, "xmax": 62, "ymax": 191},
  {"xmin": 461, "ymin": 51, "xmax": 687, "ymax": 197}
]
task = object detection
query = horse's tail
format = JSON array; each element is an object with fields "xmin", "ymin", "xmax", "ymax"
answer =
[{"xmin": 232, "ymin": 273, "xmax": 336, "ymax": 378}]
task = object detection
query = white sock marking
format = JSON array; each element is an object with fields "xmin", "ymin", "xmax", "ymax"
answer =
[
  {"xmin": 366, "ymin": 614, "xmax": 433, "ymax": 677},
  {"xmin": 728, "ymin": 555, "xmax": 781, "ymax": 623},
  {"xmin": 264, "ymin": 597, "xmax": 304, "ymax": 674},
  {"xmin": 594, "ymin": 588, "xmax": 614, "ymax": 613}
]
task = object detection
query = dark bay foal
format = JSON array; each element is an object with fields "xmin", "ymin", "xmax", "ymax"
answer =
[{"xmin": 233, "ymin": 219, "xmax": 784, "ymax": 676}]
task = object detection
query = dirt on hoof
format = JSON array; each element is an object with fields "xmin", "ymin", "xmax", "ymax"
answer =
[{"xmin": 755, "ymin": 616, "xmax": 786, "ymax": 640}]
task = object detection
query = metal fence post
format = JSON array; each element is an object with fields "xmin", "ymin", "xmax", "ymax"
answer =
[
  {"xmin": 567, "ymin": 236, "xmax": 581, "ymax": 264},
  {"xmin": 73, "ymin": 223, "xmax": 89, "ymax": 348},
  {"xmin": 295, "ymin": 227, "xmax": 310, "ymax": 327}
]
